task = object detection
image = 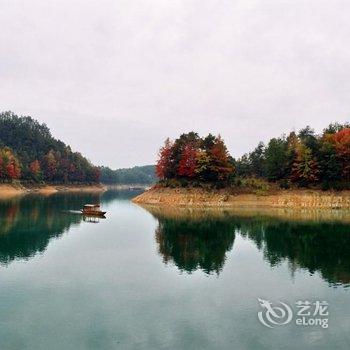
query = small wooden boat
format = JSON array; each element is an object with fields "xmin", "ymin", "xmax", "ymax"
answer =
[{"xmin": 81, "ymin": 204, "xmax": 106, "ymax": 217}]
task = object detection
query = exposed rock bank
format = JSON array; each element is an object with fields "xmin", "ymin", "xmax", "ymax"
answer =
[{"xmin": 132, "ymin": 187, "xmax": 350, "ymax": 209}]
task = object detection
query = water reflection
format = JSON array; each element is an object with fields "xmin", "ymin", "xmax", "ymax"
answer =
[
  {"xmin": 155, "ymin": 215, "xmax": 236, "ymax": 274},
  {"xmin": 145, "ymin": 206, "xmax": 350, "ymax": 286},
  {"xmin": 0, "ymin": 190, "xmax": 144, "ymax": 266},
  {"xmin": 239, "ymin": 218, "xmax": 350, "ymax": 286},
  {"xmin": 0, "ymin": 192, "xmax": 102, "ymax": 266},
  {"xmin": 82, "ymin": 216, "xmax": 105, "ymax": 223}
]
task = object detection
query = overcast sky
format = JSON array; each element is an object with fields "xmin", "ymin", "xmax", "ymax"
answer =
[{"xmin": 1, "ymin": 0, "xmax": 350, "ymax": 168}]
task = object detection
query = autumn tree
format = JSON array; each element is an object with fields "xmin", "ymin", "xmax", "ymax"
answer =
[
  {"xmin": 330, "ymin": 128, "xmax": 350, "ymax": 181},
  {"xmin": 0, "ymin": 112, "xmax": 101, "ymax": 184},
  {"xmin": 291, "ymin": 144, "xmax": 319, "ymax": 185},
  {"xmin": 208, "ymin": 136, "xmax": 234, "ymax": 181},
  {"xmin": 178, "ymin": 143, "xmax": 198, "ymax": 178},
  {"xmin": 43, "ymin": 150, "xmax": 57, "ymax": 181},
  {"xmin": 232, "ymin": 123, "xmax": 350, "ymax": 189},
  {"xmin": 195, "ymin": 150, "xmax": 211, "ymax": 180},
  {"xmin": 155, "ymin": 133, "xmax": 234, "ymax": 184},
  {"xmin": 29, "ymin": 160, "xmax": 42, "ymax": 182},
  {"xmin": 6, "ymin": 163, "xmax": 20, "ymax": 180},
  {"xmin": 156, "ymin": 138, "xmax": 174, "ymax": 180},
  {"xmin": 171, "ymin": 132, "xmax": 200, "ymax": 177},
  {"xmin": 0, "ymin": 148, "xmax": 21, "ymax": 180}
]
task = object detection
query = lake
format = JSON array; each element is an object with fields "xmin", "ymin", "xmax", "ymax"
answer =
[{"xmin": 0, "ymin": 190, "xmax": 349, "ymax": 350}]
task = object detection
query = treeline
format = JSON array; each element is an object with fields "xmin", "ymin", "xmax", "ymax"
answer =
[
  {"xmin": 156, "ymin": 132, "xmax": 234, "ymax": 184},
  {"xmin": 99, "ymin": 165, "xmax": 156, "ymax": 185},
  {"xmin": 236, "ymin": 123, "xmax": 350, "ymax": 189},
  {"xmin": 0, "ymin": 111, "xmax": 100, "ymax": 183},
  {"xmin": 156, "ymin": 123, "xmax": 350, "ymax": 189}
]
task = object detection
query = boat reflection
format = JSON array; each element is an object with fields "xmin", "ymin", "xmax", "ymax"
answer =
[
  {"xmin": 83, "ymin": 215, "xmax": 106, "ymax": 223},
  {"xmin": 0, "ymin": 190, "xmax": 140, "ymax": 266},
  {"xmin": 0, "ymin": 192, "xmax": 103, "ymax": 266}
]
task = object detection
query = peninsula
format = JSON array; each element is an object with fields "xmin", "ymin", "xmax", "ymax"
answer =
[{"xmin": 133, "ymin": 125, "xmax": 350, "ymax": 209}]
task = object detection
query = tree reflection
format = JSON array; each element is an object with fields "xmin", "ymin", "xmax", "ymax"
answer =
[
  {"xmin": 145, "ymin": 206, "xmax": 350, "ymax": 285},
  {"xmin": 238, "ymin": 218, "xmax": 350, "ymax": 286},
  {"xmin": 152, "ymin": 211, "xmax": 236, "ymax": 274},
  {"xmin": 0, "ymin": 193, "xmax": 101, "ymax": 266}
]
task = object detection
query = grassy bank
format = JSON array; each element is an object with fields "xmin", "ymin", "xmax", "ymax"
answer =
[{"xmin": 132, "ymin": 186, "xmax": 350, "ymax": 209}]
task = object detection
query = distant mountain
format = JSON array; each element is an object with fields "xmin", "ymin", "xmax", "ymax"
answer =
[
  {"xmin": 0, "ymin": 111, "xmax": 99, "ymax": 183},
  {"xmin": 99, "ymin": 165, "xmax": 156, "ymax": 185}
]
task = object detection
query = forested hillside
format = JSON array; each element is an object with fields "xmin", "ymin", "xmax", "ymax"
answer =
[
  {"xmin": 99, "ymin": 165, "xmax": 156, "ymax": 185},
  {"xmin": 2, "ymin": 110, "xmax": 349, "ymax": 190},
  {"xmin": 156, "ymin": 123, "xmax": 350, "ymax": 190},
  {"xmin": 0, "ymin": 111, "xmax": 99, "ymax": 183},
  {"xmin": 235, "ymin": 123, "xmax": 350, "ymax": 189}
]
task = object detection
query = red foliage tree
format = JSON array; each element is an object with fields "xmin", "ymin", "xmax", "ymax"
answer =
[
  {"xmin": 1, "ymin": 148, "xmax": 21, "ymax": 180},
  {"xmin": 178, "ymin": 143, "xmax": 198, "ymax": 178},
  {"xmin": 209, "ymin": 136, "xmax": 234, "ymax": 181},
  {"xmin": 156, "ymin": 134, "xmax": 234, "ymax": 183},
  {"xmin": 156, "ymin": 138, "xmax": 173, "ymax": 180},
  {"xmin": 330, "ymin": 128, "xmax": 350, "ymax": 180},
  {"xmin": 6, "ymin": 163, "xmax": 16, "ymax": 179},
  {"xmin": 6, "ymin": 162, "xmax": 21, "ymax": 180}
]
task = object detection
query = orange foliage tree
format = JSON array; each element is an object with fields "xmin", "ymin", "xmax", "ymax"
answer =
[
  {"xmin": 29, "ymin": 160, "xmax": 42, "ymax": 181},
  {"xmin": 208, "ymin": 136, "xmax": 235, "ymax": 181},
  {"xmin": 330, "ymin": 128, "xmax": 350, "ymax": 180}
]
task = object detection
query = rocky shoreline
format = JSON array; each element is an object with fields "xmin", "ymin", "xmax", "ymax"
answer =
[{"xmin": 132, "ymin": 187, "xmax": 350, "ymax": 209}]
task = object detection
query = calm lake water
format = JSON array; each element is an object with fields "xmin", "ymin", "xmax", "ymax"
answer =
[{"xmin": 0, "ymin": 190, "xmax": 349, "ymax": 350}]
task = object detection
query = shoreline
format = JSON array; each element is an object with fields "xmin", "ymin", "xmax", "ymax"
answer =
[
  {"xmin": 132, "ymin": 187, "xmax": 350, "ymax": 209},
  {"xmin": 0, "ymin": 183, "xmax": 107, "ymax": 199},
  {"xmin": 139, "ymin": 203, "xmax": 350, "ymax": 224}
]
